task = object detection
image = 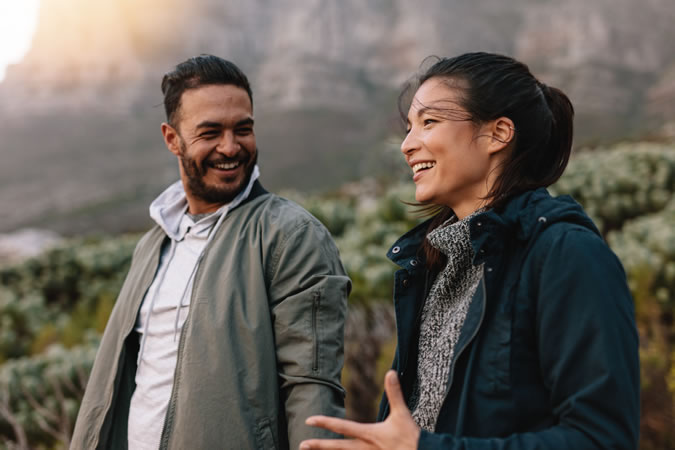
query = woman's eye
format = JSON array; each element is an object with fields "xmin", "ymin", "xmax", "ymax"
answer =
[{"xmin": 423, "ymin": 119, "xmax": 436, "ymax": 126}]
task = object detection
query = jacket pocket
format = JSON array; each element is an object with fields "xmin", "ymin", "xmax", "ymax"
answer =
[
  {"xmin": 255, "ymin": 418, "xmax": 277, "ymax": 450},
  {"xmin": 481, "ymin": 309, "xmax": 512, "ymax": 394},
  {"xmin": 311, "ymin": 291, "xmax": 320, "ymax": 373}
]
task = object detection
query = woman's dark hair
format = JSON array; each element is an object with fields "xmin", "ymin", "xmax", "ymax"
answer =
[
  {"xmin": 402, "ymin": 52, "xmax": 575, "ymax": 271},
  {"xmin": 161, "ymin": 54, "xmax": 253, "ymax": 127}
]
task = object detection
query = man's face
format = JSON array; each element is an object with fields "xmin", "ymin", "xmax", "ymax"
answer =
[{"xmin": 162, "ymin": 84, "xmax": 257, "ymax": 214}]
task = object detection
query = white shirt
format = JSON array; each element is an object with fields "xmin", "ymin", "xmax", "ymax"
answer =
[
  {"xmin": 127, "ymin": 213, "xmax": 215, "ymax": 450},
  {"xmin": 127, "ymin": 167, "xmax": 260, "ymax": 449}
]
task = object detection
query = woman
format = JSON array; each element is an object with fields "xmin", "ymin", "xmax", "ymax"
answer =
[{"xmin": 300, "ymin": 53, "xmax": 640, "ymax": 449}]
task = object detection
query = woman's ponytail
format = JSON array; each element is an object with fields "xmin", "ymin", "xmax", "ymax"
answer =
[{"xmin": 539, "ymin": 83, "xmax": 574, "ymax": 184}]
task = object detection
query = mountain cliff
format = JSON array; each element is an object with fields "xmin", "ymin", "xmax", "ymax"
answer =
[{"xmin": 1, "ymin": 0, "xmax": 673, "ymax": 233}]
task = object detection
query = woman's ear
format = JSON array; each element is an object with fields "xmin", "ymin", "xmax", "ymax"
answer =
[{"xmin": 487, "ymin": 117, "xmax": 515, "ymax": 154}]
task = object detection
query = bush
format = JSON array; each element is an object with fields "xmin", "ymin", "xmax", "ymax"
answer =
[{"xmin": 1, "ymin": 141, "xmax": 674, "ymax": 448}]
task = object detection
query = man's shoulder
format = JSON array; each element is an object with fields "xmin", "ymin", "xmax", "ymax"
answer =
[{"xmin": 247, "ymin": 192, "xmax": 327, "ymax": 232}]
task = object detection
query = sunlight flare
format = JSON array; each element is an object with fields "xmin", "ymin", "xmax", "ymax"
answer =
[{"xmin": 0, "ymin": 0, "xmax": 41, "ymax": 81}]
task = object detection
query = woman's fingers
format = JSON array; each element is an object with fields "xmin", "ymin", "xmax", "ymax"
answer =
[
  {"xmin": 306, "ymin": 416, "xmax": 374, "ymax": 440},
  {"xmin": 302, "ymin": 371, "xmax": 419, "ymax": 450},
  {"xmin": 383, "ymin": 370, "xmax": 407, "ymax": 413},
  {"xmin": 299, "ymin": 437, "xmax": 367, "ymax": 450}
]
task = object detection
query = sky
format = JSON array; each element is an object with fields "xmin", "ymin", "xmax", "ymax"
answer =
[{"xmin": 0, "ymin": 0, "xmax": 41, "ymax": 81}]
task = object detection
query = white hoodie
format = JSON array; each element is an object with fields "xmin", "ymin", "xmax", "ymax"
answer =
[{"xmin": 127, "ymin": 166, "xmax": 260, "ymax": 450}]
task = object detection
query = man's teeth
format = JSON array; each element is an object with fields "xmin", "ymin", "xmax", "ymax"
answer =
[
  {"xmin": 412, "ymin": 162, "xmax": 436, "ymax": 174},
  {"xmin": 213, "ymin": 162, "xmax": 240, "ymax": 170}
]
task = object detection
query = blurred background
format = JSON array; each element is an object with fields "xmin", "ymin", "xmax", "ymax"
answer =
[{"xmin": 0, "ymin": 0, "xmax": 673, "ymax": 448}]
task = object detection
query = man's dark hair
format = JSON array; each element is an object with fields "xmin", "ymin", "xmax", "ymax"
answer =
[{"xmin": 161, "ymin": 54, "xmax": 253, "ymax": 127}]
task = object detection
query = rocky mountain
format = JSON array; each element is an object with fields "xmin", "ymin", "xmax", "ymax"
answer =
[{"xmin": 1, "ymin": 0, "xmax": 674, "ymax": 234}]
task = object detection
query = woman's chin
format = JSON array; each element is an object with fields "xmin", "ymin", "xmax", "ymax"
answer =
[{"xmin": 415, "ymin": 188, "xmax": 434, "ymax": 204}]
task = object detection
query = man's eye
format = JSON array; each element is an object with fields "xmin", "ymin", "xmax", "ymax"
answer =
[
  {"xmin": 236, "ymin": 127, "xmax": 253, "ymax": 135},
  {"xmin": 200, "ymin": 131, "xmax": 219, "ymax": 138}
]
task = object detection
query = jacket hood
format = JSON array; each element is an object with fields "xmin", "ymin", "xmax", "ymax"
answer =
[
  {"xmin": 149, "ymin": 165, "xmax": 260, "ymax": 241},
  {"xmin": 480, "ymin": 188, "xmax": 599, "ymax": 238},
  {"xmin": 469, "ymin": 188, "xmax": 600, "ymax": 265}
]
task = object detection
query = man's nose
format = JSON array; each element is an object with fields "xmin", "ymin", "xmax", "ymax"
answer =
[{"xmin": 216, "ymin": 131, "xmax": 240, "ymax": 156}]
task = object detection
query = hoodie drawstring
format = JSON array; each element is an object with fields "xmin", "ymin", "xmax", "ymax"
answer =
[
  {"xmin": 137, "ymin": 166, "xmax": 260, "ymax": 370},
  {"xmin": 171, "ymin": 209, "xmax": 229, "ymax": 342},
  {"xmin": 137, "ymin": 239, "xmax": 178, "ymax": 368}
]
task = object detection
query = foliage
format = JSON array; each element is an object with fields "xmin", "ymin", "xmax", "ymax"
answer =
[
  {"xmin": 550, "ymin": 142, "xmax": 675, "ymax": 234},
  {"xmin": 0, "ymin": 340, "xmax": 98, "ymax": 449},
  {"xmin": 0, "ymin": 235, "xmax": 137, "ymax": 364},
  {"xmin": 607, "ymin": 200, "xmax": 675, "ymax": 447},
  {"xmin": 0, "ymin": 142, "xmax": 674, "ymax": 448}
]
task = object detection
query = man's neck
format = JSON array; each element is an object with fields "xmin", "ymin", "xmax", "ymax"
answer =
[{"xmin": 186, "ymin": 211, "xmax": 216, "ymax": 222}]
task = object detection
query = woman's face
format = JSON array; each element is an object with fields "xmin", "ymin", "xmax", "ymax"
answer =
[{"xmin": 401, "ymin": 78, "xmax": 496, "ymax": 218}]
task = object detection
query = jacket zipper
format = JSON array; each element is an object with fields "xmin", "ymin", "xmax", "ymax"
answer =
[
  {"xmin": 435, "ymin": 266, "xmax": 487, "ymax": 425},
  {"xmin": 158, "ymin": 243, "xmax": 212, "ymax": 450},
  {"xmin": 91, "ymin": 234, "xmax": 164, "ymax": 450},
  {"xmin": 312, "ymin": 292, "xmax": 320, "ymax": 373},
  {"xmin": 158, "ymin": 207, "xmax": 236, "ymax": 449},
  {"xmin": 158, "ymin": 302, "xmax": 192, "ymax": 450},
  {"xmin": 385, "ymin": 268, "xmax": 432, "ymax": 419}
]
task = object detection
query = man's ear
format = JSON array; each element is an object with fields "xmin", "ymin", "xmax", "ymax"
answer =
[
  {"xmin": 161, "ymin": 122, "xmax": 182, "ymax": 156},
  {"xmin": 487, "ymin": 117, "xmax": 515, "ymax": 154}
]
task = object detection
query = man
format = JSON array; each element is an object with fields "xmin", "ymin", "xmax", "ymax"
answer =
[{"xmin": 71, "ymin": 55, "xmax": 350, "ymax": 450}]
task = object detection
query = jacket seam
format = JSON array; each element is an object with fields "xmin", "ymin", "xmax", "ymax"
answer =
[{"xmin": 269, "ymin": 219, "xmax": 315, "ymax": 280}]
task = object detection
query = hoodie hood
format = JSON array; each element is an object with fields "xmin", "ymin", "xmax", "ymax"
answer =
[{"xmin": 149, "ymin": 165, "xmax": 260, "ymax": 241}]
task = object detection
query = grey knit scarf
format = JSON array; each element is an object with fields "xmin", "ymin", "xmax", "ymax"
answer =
[{"xmin": 409, "ymin": 213, "xmax": 484, "ymax": 431}]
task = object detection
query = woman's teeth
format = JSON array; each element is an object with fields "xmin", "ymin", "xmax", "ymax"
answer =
[{"xmin": 412, "ymin": 162, "xmax": 436, "ymax": 174}]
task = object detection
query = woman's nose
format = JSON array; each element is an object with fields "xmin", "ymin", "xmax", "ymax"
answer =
[{"xmin": 401, "ymin": 129, "xmax": 418, "ymax": 155}]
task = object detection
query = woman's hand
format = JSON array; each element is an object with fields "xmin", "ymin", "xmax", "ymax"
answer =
[{"xmin": 299, "ymin": 370, "xmax": 421, "ymax": 450}]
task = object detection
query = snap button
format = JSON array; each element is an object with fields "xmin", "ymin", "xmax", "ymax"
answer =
[
  {"xmin": 486, "ymin": 267, "xmax": 493, "ymax": 272},
  {"xmin": 392, "ymin": 246, "xmax": 401, "ymax": 254},
  {"xmin": 538, "ymin": 216, "xmax": 547, "ymax": 223},
  {"xmin": 476, "ymin": 221, "xmax": 483, "ymax": 227},
  {"xmin": 410, "ymin": 259, "xmax": 418, "ymax": 267},
  {"xmin": 402, "ymin": 279, "xmax": 409, "ymax": 287},
  {"xmin": 479, "ymin": 249, "xmax": 485, "ymax": 254}
]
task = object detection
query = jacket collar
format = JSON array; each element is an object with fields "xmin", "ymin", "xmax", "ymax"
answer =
[
  {"xmin": 386, "ymin": 218, "xmax": 432, "ymax": 268},
  {"xmin": 388, "ymin": 188, "xmax": 600, "ymax": 266},
  {"xmin": 149, "ymin": 166, "xmax": 266, "ymax": 241}
]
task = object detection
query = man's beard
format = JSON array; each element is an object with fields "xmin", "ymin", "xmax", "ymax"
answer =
[{"xmin": 179, "ymin": 142, "xmax": 258, "ymax": 206}]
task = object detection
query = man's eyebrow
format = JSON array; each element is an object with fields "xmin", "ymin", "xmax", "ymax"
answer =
[
  {"xmin": 235, "ymin": 117, "xmax": 255, "ymax": 127},
  {"xmin": 195, "ymin": 118, "xmax": 255, "ymax": 129},
  {"xmin": 195, "ymin": 120, "xmax": 223, "ymax": 129}
]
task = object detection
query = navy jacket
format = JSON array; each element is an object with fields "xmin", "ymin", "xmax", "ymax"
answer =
[{"xmin": 377, "ymin": 188, "xmax": 640, "ymax": 449}]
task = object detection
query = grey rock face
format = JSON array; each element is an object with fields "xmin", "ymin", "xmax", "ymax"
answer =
[{"xmin": 0, "ymin": 0, "xmax": 673, "ymax": 233}]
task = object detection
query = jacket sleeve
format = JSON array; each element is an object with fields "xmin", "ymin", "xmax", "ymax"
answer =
[
  {"xmin": 267, "ymin": 218, "xmax": 351, "ymax": 450},
  {"xmin": 417, "ymin": 227, "xmax": 640, "ymax": 450}
]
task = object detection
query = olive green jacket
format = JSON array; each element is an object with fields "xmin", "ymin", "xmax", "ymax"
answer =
[{"xmin": 71, "ymin": 182, "xmax": 350, "ymax": 450}]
